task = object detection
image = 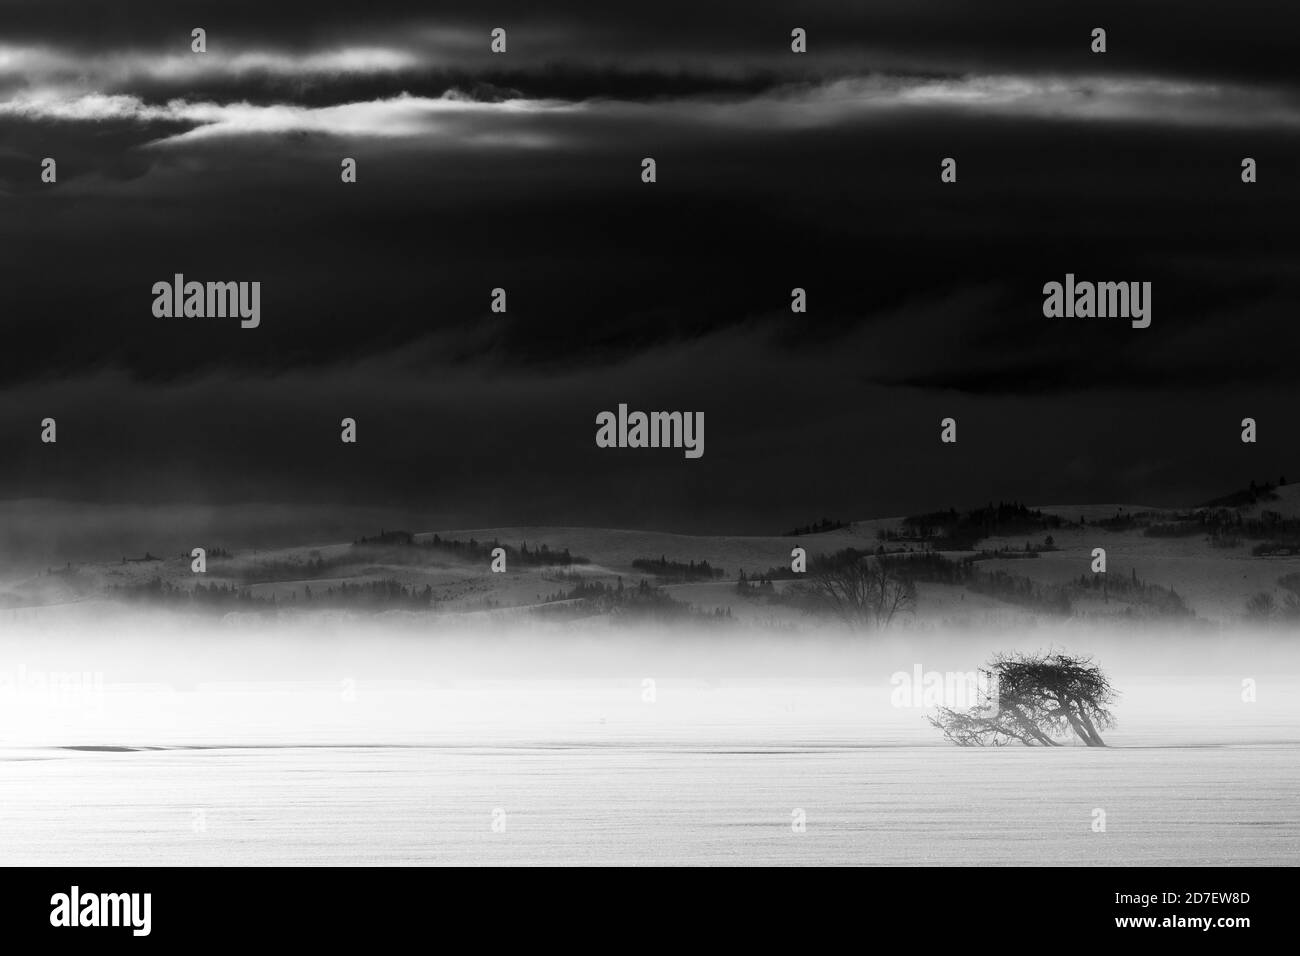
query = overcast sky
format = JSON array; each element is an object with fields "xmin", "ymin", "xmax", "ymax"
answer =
[{"xmin": 1, "ymin": 1, "xmax": 1298, "ymax": 538}]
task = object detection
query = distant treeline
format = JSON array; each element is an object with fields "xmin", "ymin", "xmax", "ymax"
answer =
[
  {"xmin": 112, "ymin": 578, "xmax": 273, "ymax": 609},
  {"xmin": 890, "ymin": 549, "xmax": 1188, "ymax": 618},
  {"xmin": 1145, "ymin": 505, "xmax": 1300, "ymax": 555},
  {"xmin": 784, "ymin": 518, "xmax": 848, "ymax": 536},
  {"xmin": 1202, "ymin": 478, "xmax": 1285, "ymax": 509},
  {"xmin": 354, "ymin": 530, "xmax": 588, "ymax": 566},
  {"xmin": 111, "ymin": 576, "xmax": 434, "ymax": 612},
  {"xmin": 735, "ymin": 546, "xmax": 1189, "ymax": 619},
  {"xmin": 301, "ymin": 580, "xmax": 434, "ymax": 610},
  {"xmin": 735, "ymin": 568, "xmax": 779, "ymax": 595},
  {"xmin": 1072, "ymin": 569, "xmax": 1192, "ymax": 617},
  {"xmin": 971, "ymin": 537, "xmax": 1058, "ymax": 560},
  {"xmin": 631, "ymin": 556, "xmax": 724, "ymax": 581},
  {"xmin": 970, "ymin": 570, "xmax": 1073, "ymax": 616},
  {"xmin": 1092, "ymin": 511, "xmax": 1145, "ymax": 532},
  {"xmin": 536, "ymin": 576, "xmax": 731, "ymax": 624},
  {"xmin": 185, "ymin": 546, "xmax": 231, "ymax": 559},
  {"xmin": 239, "ymin": 552, "xmax": 339, "ymax": 585},
  {"xmin": 884, "ymin": 502, "xmax": 1066, "ymax": 551},
  {"xmin": 873, "ymin": 480, "xmax": 1296, "ymax": 556}
]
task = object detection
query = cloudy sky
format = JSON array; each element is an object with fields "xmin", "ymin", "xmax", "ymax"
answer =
[{"xmin": 1, "ymin": 0, "xmax": 1298, "ymax": 545}]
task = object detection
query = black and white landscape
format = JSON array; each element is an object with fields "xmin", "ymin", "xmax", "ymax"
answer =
[{"xmin": 2, "ymin": 1, "xmax": 1299, "ymax": 868}]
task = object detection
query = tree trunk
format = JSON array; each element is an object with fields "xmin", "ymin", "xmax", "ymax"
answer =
[
  {"xmin": 1063, "ymin": 709, "xmax": 1103, "ymax": 746},
  {"xmin": 1073, "ymin": 703, "xmax": 1106, "ymax": 746},
  {"xmin": 1008, "ymin": 705, "xmax": 1059, "ymax": 746}
]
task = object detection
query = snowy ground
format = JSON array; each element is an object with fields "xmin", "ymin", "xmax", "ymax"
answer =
[
  {"xmin": 3, "ymin": 738, "xmax": 1296, "ymax": 866},
  {"xmin": 2, "ymin": 624, "xmax": 1297, "ymax": 865}
]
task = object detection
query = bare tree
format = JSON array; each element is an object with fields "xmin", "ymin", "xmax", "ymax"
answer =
[
  {"xmin": 805, "ymin": 555, "xmax": 916, "ymax": 629},
  {"xmin": 929, "ymin": 651, "xmax": 1117, "ymax": 747},
  {"xmin": 1246, "ymin": 591, "xmax": 1276, "ymax": 620}
]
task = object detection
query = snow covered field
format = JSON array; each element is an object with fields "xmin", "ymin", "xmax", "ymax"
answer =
[
  {"xmin": 2, "ymin": 622, "xmax": 1297, "ymax": 866},
  {"xmin": 4, "ymin": 738, "xmax": 1297, "ymax": 866}
]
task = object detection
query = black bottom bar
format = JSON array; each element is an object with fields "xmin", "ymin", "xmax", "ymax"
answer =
[{"xmin": 2, "ymin": 866, "xmax": 1284, "ymax": 945}]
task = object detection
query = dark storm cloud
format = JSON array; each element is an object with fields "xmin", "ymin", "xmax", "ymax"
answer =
[
  {"xmin": 107, "ymin": 68, "xmax": 791, "ymax": 111},
  {"xmin": 2, "ymin": 0, "xmax": 1299, "ymax": 532},
  {"xmin": 1, "ymin": 322, "xmax": 1295, "ymax": 536},
  {"xmin": 3, "ymin": 102, "xmax": 1297, "ymax": 391},
  {"xmin": 3, "ymin": 1, "xmax": 1299, "ymax": 89}
]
